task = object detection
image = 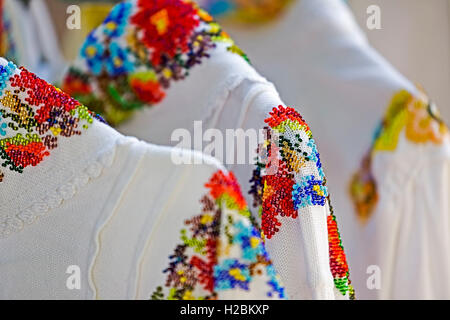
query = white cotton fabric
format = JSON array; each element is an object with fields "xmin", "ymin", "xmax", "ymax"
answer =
[
  {"xmin": 367, "ymin": 133, "xmax": 450, "ymax": 299},
  {"xmin": 116, "ymin": 35, "xmax": 338, "ymax": 299},
  {"xmin": 216, "ymin": 0, "xmax": 450, "ymax": 299},
  {"xmin": 0, "ymin": 58, "xmax": 282, "ymax": 299},
  {"xmin": 0, "ymin": 118, "xmax": 216, "ymax": 299},
  {"xmin": 0, "ymin": 118, "xmax": 280, "ymax": 299}
]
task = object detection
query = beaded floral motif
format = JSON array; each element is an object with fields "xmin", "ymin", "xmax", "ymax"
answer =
[
  {"xmin": 197, "ymin": 0, "xmax": 293, "ymax": 23},
  {"xmin": 63, "ymin": 0, "xmax": 249, "ymax": 126},
  {"xmin": 0, "ymin": 62, "xmax": 100, "ymax": 182},
  {"xmin": 251, "ymin": 105, "xmax": 327, "ymax": 239},
  {"xmin": 350, "ymin": 89, "xmax": 449, "ymax": 223},
  {"xmin": 249, "ymin": 105, "xmax": 354, "ymax": 298},
  {"xmin": 151, "ymin": 170, "xmax": 285, "ymax": 300}
]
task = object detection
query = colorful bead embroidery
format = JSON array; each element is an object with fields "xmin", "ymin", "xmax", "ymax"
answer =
[
  {"xmin": 152, "ymin": 170, "xmax": 285, "ymax": 300},
  {"xmin": 292, "ymin": 175, "xmax": 328, "ymax": 209},
  {"xmin": 327, "ymin": 201, "xmax": 355, "ymax": 299},
  {"xmin": 252, "ymin": 105, "xmax": 327, "ymax": 240},
  {"xmin": 260, "ymin": 166, "xmax": 296, "ymax": 239},
  {"xmin": 0, "ymin": 61, "xmax": 99, "ymax": 182},
  {"xmin": 249, "ymin": 105, "xmax": 354, "ymax": 298},
  {"xmin": 350, "ymin": 89, "xmax": 449, "ymax": 223},
  {"xmin": 63, "ymin": 0, "xmax": 249, "ymax": 126},
  {"xmin": 197, "ymin": 0, "xmax": 293, "ymax": 23}
]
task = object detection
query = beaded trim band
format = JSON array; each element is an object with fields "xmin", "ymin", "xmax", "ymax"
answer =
[
  {"xmin": 249, "ymin": 105, "xmax": 355, "ymax": 299},
  {"xmin": 349, "ymin": 89, "xmax": 449, "ymax": 223},
  {"xmin": 152, "ymin": 170, "xmax": 286, "ymax": 300},
  {"xmin": 0, "ymin": 61, "xmax": 103, "ymax": 183},
  {"xmin": 63, "ymin": 0, "xmax": 249, "ymax": 126}
]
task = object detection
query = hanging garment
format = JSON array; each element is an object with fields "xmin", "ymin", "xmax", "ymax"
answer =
[
  {"xmin": 203, "ymin": 0, "xmax": 450, "ymax": 299},
  {"xmin": 62, "ymin": 0, "xmax": 354, "ymax": 299},
  {"xmin": 0, "ymin": 57, "xmax": 285, "ymax": 300},
  {"xmin": 350, "ymin": 88, "xmax": 450, "ymax": 299}
]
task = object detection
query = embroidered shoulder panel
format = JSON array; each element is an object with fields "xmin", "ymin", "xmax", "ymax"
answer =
[
  {"xmin": 350, "ymin": 89, "xmax": 449, "ymax": 223},
  {"xmin": 151, "ymin": 170, "xmax": 286, "ymax": 300},
  {"xmin": 0, "ymin": 61, "xmax": 102, "ymax": 183},
  {"xmin": 249, "ymin": 105, "xmax": 354, "ymax": 299},
  {"xmin": 63, "ymin": 0, "xmax": 249, "ymax": 126}
]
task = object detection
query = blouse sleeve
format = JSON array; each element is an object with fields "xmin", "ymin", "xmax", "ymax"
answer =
[
  {"xmin": 150, "ymin": 169, "xmax": 286, "ymax": 300},
  {"xmin": 248, "ymin": 105, "xmax": 354, "ymax": 300},
  {"xmin": 60, "ymin": 0, "xmax": 354, "ymax": 300}
]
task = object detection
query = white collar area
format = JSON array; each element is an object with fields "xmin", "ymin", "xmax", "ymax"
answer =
[{"xmin": 0, "ymin": 57, "xmax": 122, "ymax": 238}]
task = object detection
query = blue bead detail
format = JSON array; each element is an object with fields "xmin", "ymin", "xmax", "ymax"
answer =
[
  {"xmin": 0, "ymin": 61, "xmax": 17, "ymax": 95},
  {"xmin": 292, "ymin": 175, "xmax": 328, "ymax": 209}
]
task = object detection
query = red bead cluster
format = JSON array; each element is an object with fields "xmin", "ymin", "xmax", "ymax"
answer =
[
  {"xmin": 61, "ymin": 71, "xmax": 93, "ymax": 97},
  {"xmin": 264, "ymin": 105, "xmax": 310, "ymax": 131},
  {"xmin": 327, "ymin": 214, "xmax": 349, "ymax": 278},
  {"xmin": 129, "ymin": 76, "xmax": 166, "ymax": 104},
  {"xmin": 0, "ymin": 65, "xmax": 96, "ymax": 181},
  {"xmin": 4, "ymin": 141, "xmax": 49, "ymax": 168},
  {"xmin": 189, "ymin": 238, "xmax": 216, "ymax": 292},
  {"xmin": 327, "ymin": 212, "xmax": 354, "ymax": 297},
  {"xmin": 261, "ymin": 162, "xmax": 297, "ymax": 239},
  {"xmin": 205, "ymin": 170, "xmax": 247, "ymax": 211},
  {"xmin": 254, "ymin": 106, "xmax": 312, "ymax": 240},
  {"xmin": 131, "ymin": 0, "xmax": 200, "ymax": 66},
  {"xmin": 10, "ymin": 68, "xmax": 80, "ymax": 124}
]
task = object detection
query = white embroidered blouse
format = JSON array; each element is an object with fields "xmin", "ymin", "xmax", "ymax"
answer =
[
  {"xmin": 63, "ymin": 0, "xmax": 354, "ymax": 300},
  {"xmin": 214, "ymin": 0, "xmax": 450, "ymax": 299},
  {"xmin": 0, "ymin": 58, "xmax": 285, "ymax": 300}
]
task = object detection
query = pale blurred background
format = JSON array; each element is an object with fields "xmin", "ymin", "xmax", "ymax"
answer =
[{"xmin": 348, "ymin": 0, "xmax": 450, "ymax": 123}]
